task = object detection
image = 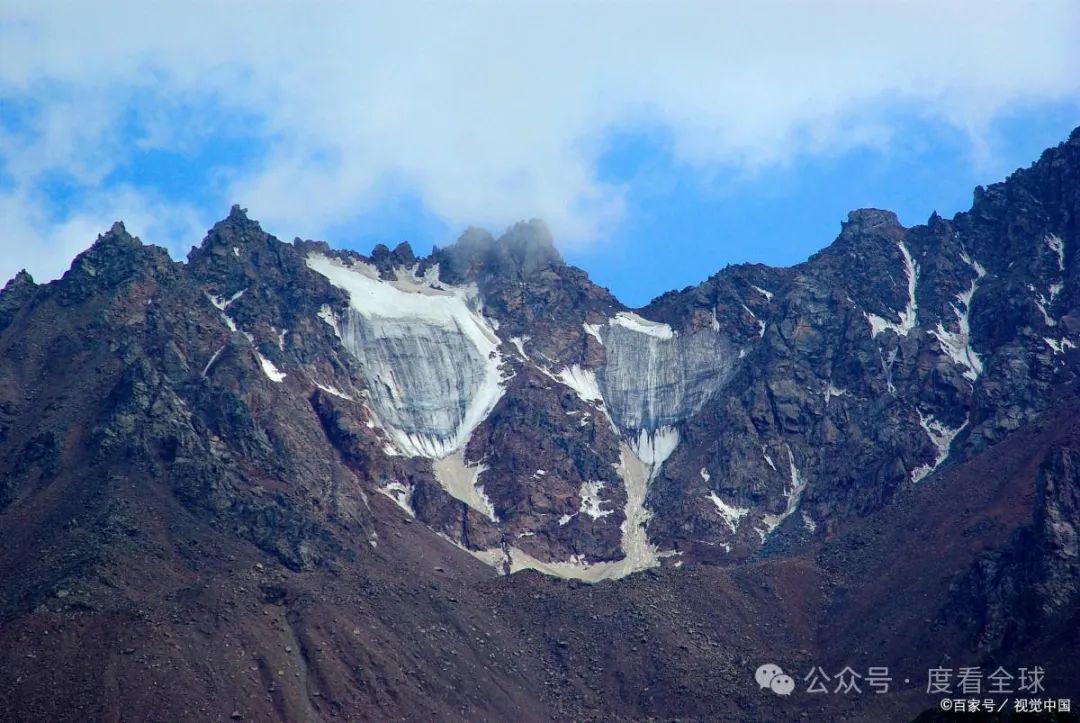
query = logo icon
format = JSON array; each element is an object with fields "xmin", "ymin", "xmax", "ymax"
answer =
[{"xmin": 756, "ymin": 663, "xmax": 795, "ymax": 696}]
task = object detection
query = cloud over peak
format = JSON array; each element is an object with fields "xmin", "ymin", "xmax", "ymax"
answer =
[{"xmin": 2, "ymin": 1, "xmax": 1078, "ymax": 284}]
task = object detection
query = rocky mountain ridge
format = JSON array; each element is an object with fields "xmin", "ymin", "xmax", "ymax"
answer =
[{"xmin": 1, "ymin": 127, "xmax": 1080, "ymax": 720}]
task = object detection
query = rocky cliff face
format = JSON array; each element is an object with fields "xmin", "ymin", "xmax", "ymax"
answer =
[
  {"xmin": 7, "ymin": 133, "xmax": 1080, "ymax": 578},
  {"xmin": 3, "ymin": 130, "xmax": 1080, "ymax": 721}
]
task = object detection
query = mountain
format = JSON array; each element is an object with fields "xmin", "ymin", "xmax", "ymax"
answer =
[{"xmin": 1, "ymin": 129, "xmax": 1080, "ymax": 721}]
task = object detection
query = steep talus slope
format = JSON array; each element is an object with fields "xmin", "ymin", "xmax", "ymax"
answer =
[
  {"xmin": 1, "ymin": 376, "xmax": 1076, "ymax": 721},
  {"xmin": 2, "ymin": 128, "xmax": 1080, "ymax": 720},
  {"xmin": 809, "ymin": 394, "xmax": 1080, "ymax": 721}
]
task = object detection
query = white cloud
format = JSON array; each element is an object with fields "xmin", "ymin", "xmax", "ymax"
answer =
[
  {"xmin": 1, "ymin": 0, "xmax": 1078, "ymax": 284},
  {"xmin": 0, "ymin": 182, "xmax": 205, "ymax": 283}
]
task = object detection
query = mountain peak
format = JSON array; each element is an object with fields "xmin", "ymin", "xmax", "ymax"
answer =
[
  {"xmin": 370, "ymin": 241, "xmax": 418, "ymax": 275},
  {"xmin": 92, "ymin": 220, "xmax": 139, "ymax": 251},
  {"xmin": 188, "ymin": 205, "xmax": 269, "ymax": 264},
  {"xmin": 0, "ymin": 269, "xmax": 37, "ymax": 330},
  {"xmin": 436, "ymin": 219, "xmax": 562, "ymax": 283},
  {"xmin": 843, "ymin": 208, "xmax": 902, "ymax": 232},
  {"xmin": 499, "ymin": 218, "xmax": 560, "ymax": 266},
  {"xmin": 213, "ymin": 204, "xmax": 263, "ymax": 236},
  {"xmin": 456, "ymin": 225, "xmax": 496, "ymax": 248},
  {"xmin": 4, "ymin": 124, "xmax": 1080, "ymax": 723},
  {"xmin": 50, "ymin": 221, "xmax": 173, "ymax": 303},
  {"xmin": 2, "ymin": 269, "xmax": 35, "ymax": 293},
  {"xmin": 227, "ymin": 203, "xmax": 250, "ymax": 222}
]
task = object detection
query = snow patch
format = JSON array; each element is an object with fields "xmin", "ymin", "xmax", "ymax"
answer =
[
  {"xmin": 579, "ymin": 481, "xmax": 613, "ymax": 520},
  {"xmin": 910, "ymin": 411, "xmax": 966, "ymax": 483},
  {"xmin": 609, "ymin": 311, "xmax": 674, "ymax": 339},
  {"xmin": 378, "ymin": 481, "xmax": 415, "ymax": 517},
  {"xmin": 257, "ymin": 352, "xmax": 286, "ymax": 383},
  {"xmin": 707, "ymin": 493, "xmax": 749, "ymax": 533},
  {"xmin": 1045, "ymin": 337, "xmax": 1077, "ymax": 355},
  {"xmin": 824, "ymin": 384, "xmax": 847, "ymax": 403},
  {"xmin": 208, "ymin": 288, "xmax": 246, "ymax": 311},
  {"xmin": 313, "ymin": 381, "xmax": 353, "ymax": 400},
  {"xmin": 207, "ymin": 293, "xmax": 239, "ymax": 332},
  {"xmin": 700, "ymin": 467, "xmax": 710, "ymax": 481},
  {"xmin": 880, "ymin": 348, "xmax": 898, "ymax": 394},
  {"xmin": 751, "ymin": 285, "xmax": 774, "ymax": 301},
  {"xmin": 509, "ymin": 335, "xmax": 530, "ymax": 359},
  {"xmin": 317, "ymin": 305, "xmax": 338, "ymax": 333},
  {"xmin": 202, "ymin": 345, "xmax": 226, "ymax": 377},
  {"xmin": 557, "ymin": 364, "xmax": 603, "ymax": 404},
  {"xmin": 930, "ymin": 268, "xmax": 984, "ymax": 383},
  {"xmin": 1035, "ymin": 294, "xmax": 1057, "ymax": 327},
  {"xmin": 1047, "ymin": 234, "xmax": 1065, "ymax": 272},
  {"xmin": 742, "ymin": 304, "xmax": 766, "ymax": 337},
  {"xmin": 960, "ymin": 248, "xmax": 987, "ymax": 279},
  {"xmin": 864, "ymin": 313, "xmax": 892, "ymax": 338},
  {"xmin": 865, "ymin": 241, "xmax": 919, "ymax": 337},
  {"xmin": 583, "ymin": 322, "xmax": 604, "ymax": 345},
  {"xmin": 757, "ymin": 447, "xmax": 808, "ymax": 540},
  {"xmin": 631, "ymin": 426, "xmax": 679, "ymax": 467},
  {"xmin": 762, "ymin": 446, "xmax": 776, "ymax": 471}
]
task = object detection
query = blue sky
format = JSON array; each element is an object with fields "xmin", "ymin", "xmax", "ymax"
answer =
[
  {"xmin": 573, "ymin": 101, "xmax": 1080, "ymax": 305},
  {"xmin": 2, "ymin": 3, "xmax": 1079, "ymax": 306},
  {"xmin": 330, "ymin": 102, "xmax": 1080, "ymax": 306}
]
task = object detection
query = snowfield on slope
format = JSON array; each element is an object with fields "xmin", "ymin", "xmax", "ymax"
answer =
[{"xmin": 306, "ymin": 253, "xmax": 506, "ymax": 460}]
